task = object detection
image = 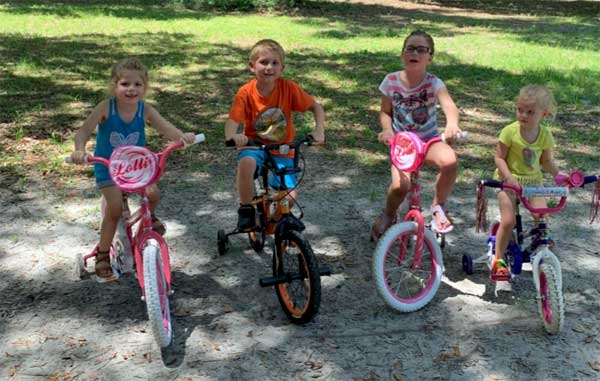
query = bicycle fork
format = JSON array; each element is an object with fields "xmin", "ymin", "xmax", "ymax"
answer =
[{"xmin": 531, "ymin": 247, "xmax": 562, "ymax": 294}]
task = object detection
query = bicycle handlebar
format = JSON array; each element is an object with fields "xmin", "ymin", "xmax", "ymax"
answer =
[
  {"xmin": 65, "ymin": 133, "xmax": 205, "ymax": 165},
  {"xmin": 479, "ymin": 179, "xmax": 568, "ymax": 214},
  {"xmin": 225, "ymin": 134, "xmax": 314, "ymax": 151}
]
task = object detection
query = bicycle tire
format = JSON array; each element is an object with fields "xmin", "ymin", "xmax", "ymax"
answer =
[
  {"xmin": 113, "ymin": 218, "xmax": 133, "ymax": 274},
  {"xmin": 143, "ymin": 240, "xmax": 173, "ymax": 347},
  {"xmin": 537, "ymin": 261, "xmax": 564, "ymax": 334},
  {"xmin": 248, "ymin": 230, "xmax": 266, "ymax": 252},
  {"xmin": 273, "ymin": 230, "xmax": 321, "ymax": 324},
  {"xmin": 372, "ymin": 221, "xmax": 443, "ymax": 312}
]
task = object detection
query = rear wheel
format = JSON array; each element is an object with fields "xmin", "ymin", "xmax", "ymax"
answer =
[
  {"xmin": 372, "ymin": 221, "xmax": 443, "ymax": 312},
  {"xmin": 73, "ymin": 253, "xmax": 88, "ymax": 280},
  {"xmin": 248, "ymin": 230, "xmax": 266, "ymax": 252},
  {"xmin": 273, "ymin": 230, "xmax": 320, "ymax": 324},
  {"xmin": 143, "ymin": 240, "xmax": 173, "ymax": 348},
  {"xmin": 217, "ymin": 229, "xmax": 229, "ymax": 256},
  {"xmin": 113, "ymin": 218, "xmax": 133, "ymax": 274},
  {"xmin": 537, "ymin": 261, "xmax": 564, "ymax": 334},
  {"xmin": 462, "ymin": 255, "xmax": 473, "ymax": 275}
]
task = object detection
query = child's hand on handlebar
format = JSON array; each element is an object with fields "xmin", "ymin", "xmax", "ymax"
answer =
[
  {"xmin": 442, "ymin": 125, "xmax": 461, "ymax": 141},
  {"xmin": 70, "ymin": 151, "xmax": 87, "ymax": 164},
  {"xmin": 181, "ymin": 132, "xmax": 197, "ymax": 145},
  {"xmin": 378, "ymin": 130, "xmax": 394, "ymax": 145},
  {"xmin": 231, "ymin": 134, "xmax": 248, "ymax": 147},
  {"xmin": 310, "ymin": 130, "xmax": 325, "ymax": 145}
]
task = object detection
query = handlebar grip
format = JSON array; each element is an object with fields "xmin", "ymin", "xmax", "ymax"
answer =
[
  {"xmin": 480, "ymin": 179, "xmax": 503, "ymax": 189},
  {"xmin": 193, "ymin": 133, "xmax": 205, "ymax": 144},
  {"xmin": 441, "ymin": 131, "xmax": 469, "ymax": 144},
  {"xmin": 225, "ymin": 139, "xmax": 236, "ymax": 147},
  {"xmin": 65, "ymin": 155, "xmax": 91, "ymax": 164},
  {"xmin": 584, "ymin": 175, "xmax": 600, "ymax": 186}
]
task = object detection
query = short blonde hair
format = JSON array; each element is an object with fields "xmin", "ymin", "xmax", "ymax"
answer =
[
  {"xmin": 249, "ymin": 39, "xmax": 285, "ymax": 64},
  {"xmin": 108, "ymin": 57, "xmax": 149, "ymax": 95},
  {"xmin": 518, "ymin": 84, "xmax": 557, "ymax": 119}
]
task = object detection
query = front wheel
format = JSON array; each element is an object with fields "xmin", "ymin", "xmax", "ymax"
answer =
[
  {"xmin": 143, "ymin": 240, "xmax": 173, "ymax": 347},
  {"xmin": 537, "ymin": 261, "xmax": 564, "ymax": 334},
  {"xmin": 372, "ymin": 221, "xmax": 443, "ymax": 312},
  {"xmin": 273, "ymin": 230, "xmax": 321, "ymax": 324}
]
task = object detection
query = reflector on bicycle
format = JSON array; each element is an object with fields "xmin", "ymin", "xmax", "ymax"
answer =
[
  {"xmin": 390, "ymin": 131, "xmax": 425, "ymax": 172},
  {"xmin": 109, "ymin": 146, "xmax": 159, "ymax": 191},
  {"xmin": 522, "ymin": 186, "xmax": 569, "ymax": 198}
]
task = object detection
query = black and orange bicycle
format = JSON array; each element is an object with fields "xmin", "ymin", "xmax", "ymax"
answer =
[{"xmin": 218, "ymin": 135, "xmax": 331, "ymax": 324}]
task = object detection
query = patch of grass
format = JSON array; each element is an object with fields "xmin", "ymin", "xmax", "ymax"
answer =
[{"xmin": 0, "ymin": 0, "xmax": 598, "ymax": 195}]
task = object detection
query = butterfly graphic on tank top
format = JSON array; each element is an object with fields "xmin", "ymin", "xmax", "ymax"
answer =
[{"xmin": 109, "ymin": 132, "xmax": 141, "ymax": 148}]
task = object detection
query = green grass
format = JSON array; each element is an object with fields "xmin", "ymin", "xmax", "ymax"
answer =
[{"xmin": 0, "ymin": 0, "xmax": 599, "ymax": 191}]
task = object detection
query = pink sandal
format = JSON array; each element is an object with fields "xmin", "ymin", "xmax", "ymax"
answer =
[
  {"xmin": 430, "ymin": 205, "xmax": 454, "ymax": 234},
  {"xmin": 370, "ymin": 212, "xmax": 397, "ymax": 242}
]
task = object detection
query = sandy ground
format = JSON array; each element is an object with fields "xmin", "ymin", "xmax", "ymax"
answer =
[{"xmin": 1, "ymin": 145, "xmax": 600, "ymax": 381}]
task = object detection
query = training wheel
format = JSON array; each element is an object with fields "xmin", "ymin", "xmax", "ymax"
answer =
[
  {"xmin": 462, "ymin": 254, "xmax": 473, "ymax": 275},
  {"xmin": 217, "ymin": 229, "xmax": 230, "ymax": 256}
]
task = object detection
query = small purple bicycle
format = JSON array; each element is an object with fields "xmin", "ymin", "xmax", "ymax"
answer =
[{"xmin": 471, "ymin": 172, "xmax": 599, "ymax": 334}]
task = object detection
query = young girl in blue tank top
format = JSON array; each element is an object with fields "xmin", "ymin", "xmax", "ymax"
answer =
[{"xmin": 70, "ymin": 57, "xmax": 196, "ymax": 281}]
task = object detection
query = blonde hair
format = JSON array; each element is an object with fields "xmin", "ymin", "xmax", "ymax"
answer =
[
  {"xmin": 249, "ymin": 39, "xmax": 285, "ymax": 65},
  {"xmin": 108, "ymin": 57, "xmax": 149, "ymax": 95},
  {"xmin": 518, "ymin": 84, "xmax": 557, "ymax": 120}
]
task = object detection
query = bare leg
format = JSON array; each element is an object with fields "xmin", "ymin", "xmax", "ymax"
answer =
[
  {"xmin": 425, "ymin": 142, "xmax": 458, "ymax": 230},
  {"xmin": 99, "ymin": 185, "xmax": 123, "ymax": 252},
  {"xmin": 237, "ymin": 156, "xmax": 257, "ymax": 205},
  {"xmin": 495, "ymin": 190, "xmax": 517, "ymax": 262},
  {"xmin": 147, "ymin": 184, "xmax": 160, "ymax": 213},
  {"xmin": 371, "ymin": 165, "xmax": 410, "ymax": 240}
]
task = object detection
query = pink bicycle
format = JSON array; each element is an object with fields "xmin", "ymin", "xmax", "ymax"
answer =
[
  {"xmin": 472, "ymin": 172, "xmax": 599, "ymax": 334},
  {"xmin": 68, "ymin": 134, "xmax": 205, "ymax": 348},
  {"xmin": 372, "ymin": 131, "xmax": 450, "ymax": 312}
]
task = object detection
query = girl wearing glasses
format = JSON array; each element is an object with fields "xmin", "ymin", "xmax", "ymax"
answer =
[{"xmin": 371, "ymin": 30, "xmax": 463, "ymax": 241}]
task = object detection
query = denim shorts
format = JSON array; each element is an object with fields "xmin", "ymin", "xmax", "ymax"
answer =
[{"xmin": 238, "ymin": 149, "xmax": 297, "ymax": 189}]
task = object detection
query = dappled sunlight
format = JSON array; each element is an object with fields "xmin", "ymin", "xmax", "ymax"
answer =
[{"xmin": 442, "ymin": 275, "xmax": 486, "ymax": 296}]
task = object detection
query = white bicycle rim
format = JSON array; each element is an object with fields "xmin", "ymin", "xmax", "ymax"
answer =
[
  {"xmin": 143, "ymin": 241, "xmax": 173, "ymax": 348},
  {"xmin": 536, "ymin": 261, "xmax": 564, "ymax": 334},
  {"xmin": 372, "ymin": 221, "xmax": 443, "ymax": 312}
]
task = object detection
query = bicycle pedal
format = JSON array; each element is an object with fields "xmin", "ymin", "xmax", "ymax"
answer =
[{"xmin": 490, "ymin": 273, "xmax": 511, "ymax": 282}]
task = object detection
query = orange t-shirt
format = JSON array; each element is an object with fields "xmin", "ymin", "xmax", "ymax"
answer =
[{"xmin": 229, "ymin": 78, "xmax": 315, "ymax": 145}]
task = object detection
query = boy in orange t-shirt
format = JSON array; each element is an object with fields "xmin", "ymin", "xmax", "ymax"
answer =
[{"xmin": 225, "ymin": 39, "xmax": 325, "ymax": 231}]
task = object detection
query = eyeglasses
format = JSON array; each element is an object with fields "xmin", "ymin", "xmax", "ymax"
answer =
[{"xmin": 404, "ymin": 45, "xmax": 431, "ymax": 54}]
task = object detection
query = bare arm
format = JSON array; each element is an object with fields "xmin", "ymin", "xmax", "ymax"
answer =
[
  {"xmin": 437, "ymin": 86, "xmax": 460, "ymax": 139},
  {"xmin": 224, "ymin": 118, "xmax": 247, "ymax": 146},
  {"xmin": 70, "ymin": 100, "xmax": 109, "ymax": 163},
  {"xmin": 307, "ymin": 102, "xmax": 325, "ymax": 143},
  {"xmin": 540, "ymin": 149, "xmax": 560, "ymax": 177},
  {"xmin": 494, "ymin": 142, "xmax": 518, "ymax": 185},
  {"xmin": 378, "ymin": 96, "xmax": 394, "ymax": 145},
  {"xmin": 145, "ymin": 104, "xmax": 195, "ymax": 143}
]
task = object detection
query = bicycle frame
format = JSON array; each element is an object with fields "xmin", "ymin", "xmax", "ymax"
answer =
[{"xmin": 395, "ymin": 135, "xmax": 442, "ymax": 269}]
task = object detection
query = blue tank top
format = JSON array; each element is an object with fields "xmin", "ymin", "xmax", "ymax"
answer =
[{"xmin": 94, "ymin": 97, "xmax": 146, "ymax": 183}]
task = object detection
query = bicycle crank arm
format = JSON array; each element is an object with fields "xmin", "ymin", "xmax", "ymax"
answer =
[{"xmin": 259, "ymin": 265, "xmax": 332, "ymax": 287}]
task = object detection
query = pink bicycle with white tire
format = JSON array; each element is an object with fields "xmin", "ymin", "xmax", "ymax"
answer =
[
  {"xmin": 372, "ymin": 131, "xmax": 453, "ymax": 312},
  {"xmin": 471, "ymin": 172, "xmax": 599, "ymax": 334},
  {"xmin": 68, "ymin": 133, "xmax": 205, "ymax": 348}
]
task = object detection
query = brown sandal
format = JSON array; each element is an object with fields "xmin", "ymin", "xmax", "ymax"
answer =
[
  {"xmin": 151, "ymin": 214, "xmax": 166, "ymax": 236},
  {"xmin": 95, "ymin": 249, "xmax": 117, "ymax": 282},
  {"xmin": 370, "ymin": 212, "xmax": 397, "ymax": 242}
]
